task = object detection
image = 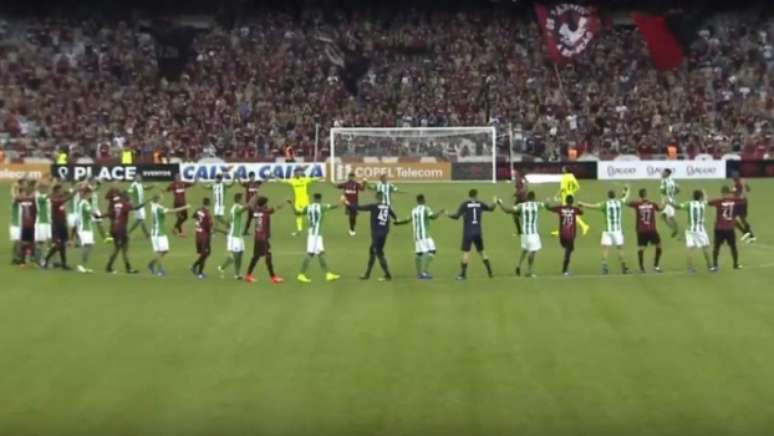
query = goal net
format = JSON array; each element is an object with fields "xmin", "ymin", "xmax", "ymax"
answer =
[{"xmin": 329, "ymin": 127, "xmax": 497, "ymax": 183}]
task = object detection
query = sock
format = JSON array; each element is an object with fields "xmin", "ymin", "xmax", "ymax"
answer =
[
  {"xmin": 637, "ymin": 251, "xmax": 644, "ymax": 271},
  {"xmin": 221, "ymin": 257, "xmax": 234, "ymax": 270},
  {"xmin": 265, "ymin": 254, "xmax": 275, "ymax": 276},
  {"xmin": 563, "ymin": 249, "xmax": 572, "ymax": 273},
  {"xmin": 702, "ymin": 250, "xmax": 712, "ymax": 269},
  {"xmin": 349, "ymin": 214, "xmax": 356, "ymax": 231},
  {"xmin": 81, "ymin": 245, "xmax": 92, "ymax": 266},
  {"xmin": 483, "ymin": 259, "xmax": 493, "ymax": 277},
  {"xmin": 731, "ymin": 243, "xmax": 739, "ymax": 267},
  {"xmin": 107, "ymin": 247, "xmax": 119, "ymax": 270},
  {"xmin": 377, "ymin": 254, "xmax": 391, "ymax": 278},
  {"xmin": 415, "ymin": 255, "xmax": 423, "ymax": 276},
  {"xmin": 712, "ymin": 244, "xmax": 720, "ymax": 267},
  {"xmin": 424, "ymin": 253, "xmax": 434, "ymax": 274},
  {"xmin": 654, "ymin": 248, "xmax": 662, "ymax": 267},
  {"xmin": 295, "ymin": 216, "xmax": 303, "ymax": 232},
  {"xmin": 301, "ymin": 255, "xmax": 312, "ymax": 274},
  {"xmin": 45, "ymin": 246, "xmax": 57, "ymax": 265},
  {"xmin": 527, "ymin": 254, "xmax": 535, "ymax": 274},
  {"xmin": 318, "ymin": 254, "xmax": 329, "ymax": 273},
  {"xmin": 460, "ymin": 262, "xmax": 468, "ymax": 277},
  {"xmin": 234, "ymin": 252, "xmax": 242, "ymax": 276},
  {"xmin": 364, "ymin": 252, "xmax": 376, "ymax": 277},
  {"xmin": 247, "ymin": 254, "xmax": 260, "ymax": 275}
]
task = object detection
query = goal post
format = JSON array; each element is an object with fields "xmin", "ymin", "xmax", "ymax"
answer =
[{"xmin": 329, "ymin": 126, "xmax": 497, "ymax": 183}]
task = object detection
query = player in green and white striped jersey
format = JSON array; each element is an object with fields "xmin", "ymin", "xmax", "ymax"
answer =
[
  {"xmin": 128, "ymin": 174, "xmax": 154, "ymax": 238},
  {"xmin": 204, "ymin": 173, "xmax": 233, "ymax": 226},
  {"xmin": 87, "ymin": 178, "xmax": 111, "ymax": 243},
  {"xmin": 579, "ymin": 186, "xmax": 631, "ymax": 274},
  {"xmin": 66, "ymin": 181, "xmax": 81, "ymax": 242},
  {"xmin": 9, "ymin": 179, "xmax": 23, "ymax": 264},
  {"xmin": 395, "ymin": 194, "xmax": 445, "ymax": 279},
  {"xmin": 497, "ymin": 191, "xmax": 544, "ymax": 277},
  {"xmin": 147, "ymin": 194, "xmax": 190, "ymax": 276},
  {"xmin": 660, "ymin": 169, "xmax": 680, "ymax": 238},
  {"xmin": 369, "ymin": 175, "xmax": 402, "ymax": 207},
  {"xmin": 672, "ymin": 190, "xmax": 712, "ymax": 273},
  {"xmin": 76, "ymin": 187, "xmax": 96, "ymax": 273},
  {"xmin": 34, "ymin": 183, "xmax": 52, "ymax": 264},
  {"xmin": 217, "ymin": 192, "xmax": 252, "ymax": 280},
  {"xmin": 294, "ymin": 193, "xmax": 341, "ymax": 283}
]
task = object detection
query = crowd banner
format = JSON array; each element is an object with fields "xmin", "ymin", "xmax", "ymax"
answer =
[
  {"xmin": 52, "ymin": 164, "xmax": 179, "ymax": 182},
  {"xmin": 179, "ymin": 162, "xmax": 326, "ymax": 182},
  {"xmin": 335, "ymin": 162, "xmax": 451, "ymax": 182},
  {"xmin": 0, "ymin": 164, "xmax": 51, "ymax": 181},
  {"xmin": 597, "ymin": 160, "xmax": 726, "ymax": 180},
  {"xmin": 726, "ymin": 160, "xmax": 774, "ymax": 178}
]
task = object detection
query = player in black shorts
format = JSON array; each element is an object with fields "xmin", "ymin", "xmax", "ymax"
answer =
[
  {"xmin": 447, "ymin": 189, "xmax": 495, "ymax": 280},
  {"xmin": 356, "ymin": 192, "xmax": 397, "ymax": 281}
]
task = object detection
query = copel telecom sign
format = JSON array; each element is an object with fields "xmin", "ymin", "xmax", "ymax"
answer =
[{"xmin": 598, "ymin": 161, "xmax": 725, "ymax": 180}]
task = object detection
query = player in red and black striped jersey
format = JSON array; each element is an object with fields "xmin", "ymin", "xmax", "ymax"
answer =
[
  {"xmin": 335, "ymin": 172, "xmax": 367, "ymax": 236},
  {"xmin": 627, "ymin": 188, "xmax": 663, "ymax": 273},
  {"xmin": 245, "ymin": 196, "xmax": 285, "ymax": 284},
  {"xmin": 43, "ymin": 184, "xmax": 74, "ymax": 270},
  {"xmin": 512, "ymin": 170, "xmax": 529, "ymax": 235},
  {"xmin": 708, "ymin": 186, "xmax": 742, "ymax": 271},
  {"xmin": 104, "ymin": 191, "xmax": 142, "ymax": 274},
  {"xmin": 731, "ymin": 173, "xmax": 755, "ymax": 243},
  {"xmin": 547, "ymin": 195, "xmax": 583, "ymax": 275},
  {"xmin": 191, "ymin": 197, "xmax": 213, "ymax": 279},
  {"xmin": 166, "ymin": 174, "xmax": 195, "ymax": 237},
  {"xmin": 241, "ymin": 172, "xmax": 262, "ymax": 235}
]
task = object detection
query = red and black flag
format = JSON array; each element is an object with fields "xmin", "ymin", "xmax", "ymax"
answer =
[
  {"xmin": 535, "ymin": 3, "xmax": 602, "ymax": 63},
  {"xmin": 632, "ymin": 11, "xmax": 702, "ymax": 70}
]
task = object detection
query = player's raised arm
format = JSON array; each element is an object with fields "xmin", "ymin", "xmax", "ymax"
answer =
[
  {"xmin": 446, "ymin": 202, "xmax": 465, "ymax": 219},
  {"xmin": 393, "ymin": 217, "xmax": 411, "ymax": 226},
  {"xmin": 429, "ymin": 208, "xmax": 445, "ymax": 219},
  {"xmin": 167, "ymin": 204, "xmax": 190, "ymax": 214}
]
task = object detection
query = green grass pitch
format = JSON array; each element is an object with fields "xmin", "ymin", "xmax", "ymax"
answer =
[{"xmin": 2, "ymin": 179, "xmax": 774, "ymax": 436}]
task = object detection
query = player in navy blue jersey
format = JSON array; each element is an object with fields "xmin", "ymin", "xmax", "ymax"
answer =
[
  {"xmin": 355, "ymin": 191, "xmax": 398, "ymax": 281},
  {"xmin": 447, "ymin": 189, "xmax": 495, "ymax": 279}
]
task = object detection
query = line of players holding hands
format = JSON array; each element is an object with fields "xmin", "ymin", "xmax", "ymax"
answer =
[{"xmin": 8, "ymin": 166, "xmax": 756, "ymax": 282}]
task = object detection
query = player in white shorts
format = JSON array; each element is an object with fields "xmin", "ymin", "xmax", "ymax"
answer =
[
  {"xmin": 217, "ymin": 193, "xmax": 250, "ymax": 279},
  {"xmin": 498, "ymin": 191, "xmax": 543, "ymax": 278},
  {"xmin": 395, "ymin": 194, "xmax": 444, "ymax": 279},
  {"xmin": 148, "ymin": 195, "xmax": 190, "ymax": 276},
  {"xmin": 207, "ymin": 173, "xmax": 232, "ymax": 226},
  {"xmin": 672, "ymin": 190, "xmax": 712, "ymax": 273},
  {"xmin": 579, "ymin": 186, "xmax": 631, "ymax": 274},
  {"xmin": 660, "ymin": 169, "xmax": 680, "ymax": 238},
  {"xmin": 76, "ymin": 189, "xmax": 96, "ymax": 273},
  {"xmin": 128, "ymin": 174, "xmax": 154, "ymax": 238},
  {"xmin": 295, "ymin": 193, "xmax": 341, "ymax": 283}
]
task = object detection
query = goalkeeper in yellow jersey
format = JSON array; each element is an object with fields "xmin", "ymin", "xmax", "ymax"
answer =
[
  {"xmin": 280, "ymin": 168, "xmax": 323, "ymax": 236},
  {"xmin": 553, "ymin": 166, "xmax": 590, "ymax": 236}
]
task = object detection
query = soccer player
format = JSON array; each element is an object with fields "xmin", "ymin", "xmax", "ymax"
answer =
[
  {"xmin": 218, "ymin": 193, "xmax": 249, "ymax": 280},
  {"xmin": 206, "ymin": 173, "xmax": 232, "ymax": 226},
  {"xmin": 87, "ymin": 178, "xmax": 112, "ymax": 243},
  {"xmin": 369, "ymin": 174, "xmax": 401, "ymax": 207},
  {"xmin": 105, "ymin": 191, "xmax": 141, "ymax": 274},
  {"xmin": 548, "ymin": 195, "xmax": 583, "ymax": 276},
  {"xmin": 335, "ymin": 172, "xmax": 367, "ymax": 236},
  {"xmin": 356, "ymin": 191, "xmax": 398, "ymax": 281},
  {"xmin": 34, "ymin": 182, "xmax": 52, "ymax": 265},
  {"xmin": 43, "ymin": 184, "xmax": 73, "ymax": 270},
  {"xmin": 659, "ymin": 169, "xmax": 680, "ymax": 238},
  {"xmin": 280, "ymin": 168, "xmax": 322, "ymax": 236},
  {"xmin": 448, "ymin": 189, "xmax": 495, "ymax": 280},
  {"xmin": 627, "ymin": 188, "xmax": 664, "ymax": 273},
  {"xmin": 244, "ymin": 196, "xmax": 285, "ymax": 284},
  {"xmin": 554, "ymin": 166, "xmax": 589, "ymax": 235},
  {"xmin": 128, "ymin": 174, "xmax": 154, "ymax": 238},
  {"xmin": 166, "ymin": 174, "xmax": 195, "ymax": 237},
  {"xmin": 498, "ymin": 191, "xmax": 544, "ymax": 277},
  {"xmin": 76, "ymin": 186, "xmax": 96, "ymax": 273},
  {"xmin": 578, "ymin": 187, "xmax": 631, "ymax": 274},
  {"xmin": 294, "ymin": 193, "xmax": 341, "ymax": 283},
  {"xmin": 732, "ymin": 173, "xmax": 755, "ymax": 243},
  {"xmin": 9, "ymin": 180, "xmax": 23, "ymax": 264},
  {"xmin": 192, "ymin": 198, "xmax": 214, "ymax": 279},
  {"xmin": 394, "ymin": 195, "xmax": 444, "ymax": 279},
  {"xmin": 14, "ymin": 184, "xmax": 37, "ymax": 266},
  {"xmin": 241, "ymin": 171, "xmax": 262, "ymax": 234},
  {"xmin": 148, "ymin": 195, "xmax": 189, "ymax": 276},
  {"xmin": 708, "ymin": 186, "xmax": 742, "ymax": 271},
  {"xmin": 512, "ymin": 169, "xmax": 529, "ymax": 235},
  {"xmin": 66, "ymin": 181, "xmax": 81, "ymax": 244},
  {"xmin": 671, "ymin": 190, "xmax": 712, "ymax": 273}
]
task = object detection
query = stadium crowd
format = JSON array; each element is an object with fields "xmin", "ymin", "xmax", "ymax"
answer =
[{"xmin": 1, "ymin": 9, "xmax": 773, "ymax": 162}]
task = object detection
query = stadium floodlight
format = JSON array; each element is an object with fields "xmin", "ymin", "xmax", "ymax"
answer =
[{"xmin": 329, "ymin": 126, "xmax": 497, "ymax": 183}]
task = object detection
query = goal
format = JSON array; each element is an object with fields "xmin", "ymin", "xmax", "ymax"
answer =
[{"xmin": 329, "ymin": 127, "xmax": 497, "ymax": 183}]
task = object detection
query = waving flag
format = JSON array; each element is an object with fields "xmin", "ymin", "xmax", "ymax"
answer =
[
  {"xmin": 632, "ymin": 13, "xmax": 684, "ymax": 70},
  {"xmin": 535, "ymin": 3, "xmax": 601, "ymax": 63}
]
